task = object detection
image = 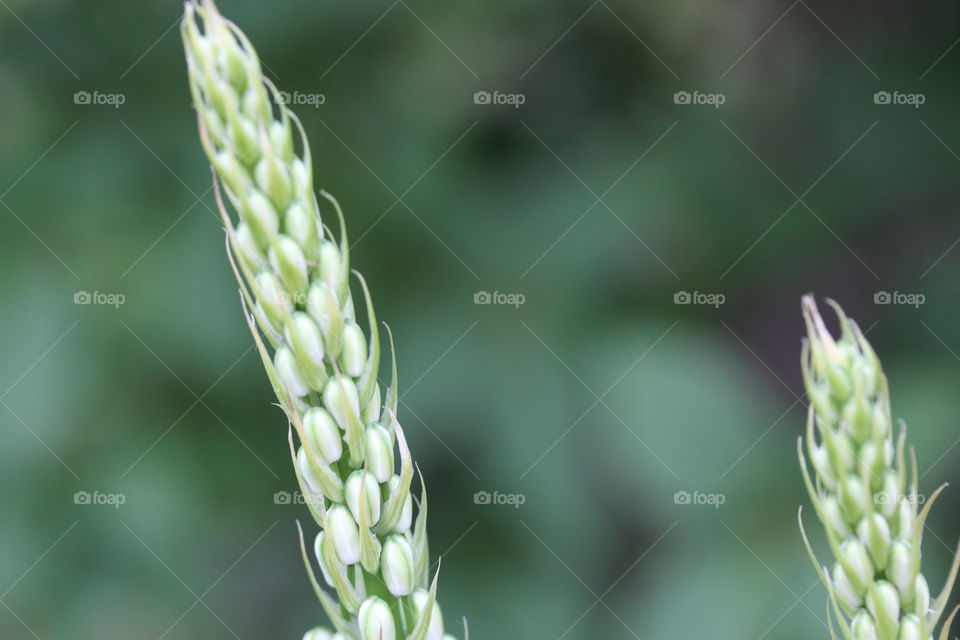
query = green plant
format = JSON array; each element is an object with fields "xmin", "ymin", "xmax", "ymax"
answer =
[
  {"xmin": 181, "ymin": 2, "xmax": 456, "ymax": 638},
  {"xmin": 798, "ymin": 296, "xmax": 960, "ymax": 640}
]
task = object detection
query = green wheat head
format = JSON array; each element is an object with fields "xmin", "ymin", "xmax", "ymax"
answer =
[
  {"xmin": 181, "ymin": 2, "xmax": 456, "ymax": 638},
  {"xmin": 798, "ymin": 296, "xmax": 960, "ymax": 640}
]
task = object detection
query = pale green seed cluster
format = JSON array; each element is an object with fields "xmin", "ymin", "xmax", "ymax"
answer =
[
  {"xmin": 181, "ymin": 2, "xmax": 454, "ymax": 638},
  {"xmin": 799, "ymin": 296, "xmax": 959, "ymax": 640}
]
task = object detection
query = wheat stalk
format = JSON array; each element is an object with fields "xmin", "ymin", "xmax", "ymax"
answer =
[
  {"xmin": 181, "ymin": 2, "xmax": 456, "ymax": 638},
  {"xmin": 798, "ymin": 296, "xmax": 960, "ymax": 640}
]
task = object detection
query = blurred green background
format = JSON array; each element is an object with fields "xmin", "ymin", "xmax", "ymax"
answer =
[{"xmin": 3, "ymin": 1, "xmax": 960, "ymax": 638}]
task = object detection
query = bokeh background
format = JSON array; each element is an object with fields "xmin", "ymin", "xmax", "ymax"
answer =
[{"xmin": 3, "ymin": 0, "xmax": 960, "ymax": 638}]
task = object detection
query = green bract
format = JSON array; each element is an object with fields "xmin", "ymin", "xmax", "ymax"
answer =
[
  {"xmin": 181, "ymin": 1, "xmax": 454, "ymax": 637},
  {"xmin": 798, "ymin": 296, "xmax": 960, "ymax": 640}
]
